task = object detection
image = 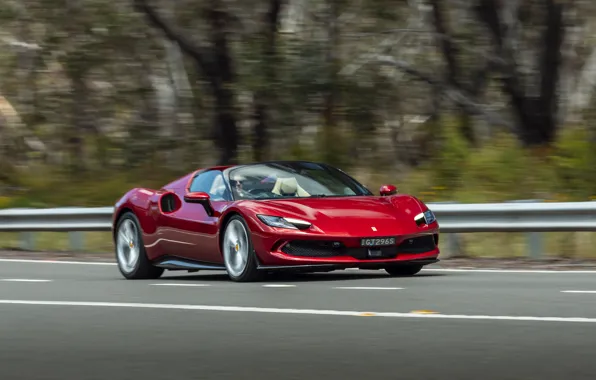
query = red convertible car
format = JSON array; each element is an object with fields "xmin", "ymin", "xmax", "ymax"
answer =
[{"xmin": 112, "ymin": 161, "xmax": 440, "ymax": 282}]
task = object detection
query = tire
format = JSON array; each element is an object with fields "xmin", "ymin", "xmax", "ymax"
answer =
[
  {"xmin": 385, "ymin": 264, "xmax": 423, "ymax": 277},
  {"xmin": 221, "ymin": 215, "xmax": 261, "ymax": 282},
  {"xmin": 115, "ymin": 212, "xmax": 164, "ymax": 280}
]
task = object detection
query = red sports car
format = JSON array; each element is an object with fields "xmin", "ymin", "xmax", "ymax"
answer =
[{"xmin": 112, "ymin": 161, "xmax": 440, "ymax": 282}]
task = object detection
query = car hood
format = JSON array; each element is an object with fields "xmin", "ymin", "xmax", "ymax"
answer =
[{"xmin": 240, "ymin": 195, "xmax": 430, "ymax": 236}]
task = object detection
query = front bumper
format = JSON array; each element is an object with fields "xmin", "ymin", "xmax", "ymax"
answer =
[
  {"xmin": 251, "ymin": 230, "xmax": 440, "ymax": 268},
  {"xmin": 256, "ymin": 257, "xmax": 440, "ymax": 272}
]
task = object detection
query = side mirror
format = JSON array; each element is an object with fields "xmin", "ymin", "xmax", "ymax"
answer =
[
  {"xmin": 379, "ymin": 184, "xmax": 397, "ymax": 196},
  {"xmin": 184, "ymin": 191, "xmax": 215, "ymax": 216}
]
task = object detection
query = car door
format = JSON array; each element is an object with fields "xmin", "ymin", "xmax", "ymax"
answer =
[{"xmin": 159, "ymin": 170, "xmax": 231, "ymax": 264}]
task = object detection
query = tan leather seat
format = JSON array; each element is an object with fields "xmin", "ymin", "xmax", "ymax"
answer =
[{"xmin": 271, "ymin": 177, "xmax": 310, "ymax": 197}]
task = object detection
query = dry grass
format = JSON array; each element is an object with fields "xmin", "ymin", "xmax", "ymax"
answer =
[
  {"xmin": 440, "ymin": 232, "xmax": 596, "ymax": 259},
  {"xmin": 0, "ymin": 232, "xmax": 114, "ymax": 253}
]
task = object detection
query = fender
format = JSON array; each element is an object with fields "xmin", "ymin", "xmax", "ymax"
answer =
[{"xmin": 113, "ymin": 188, "xmax": 163, "ymax": 237}]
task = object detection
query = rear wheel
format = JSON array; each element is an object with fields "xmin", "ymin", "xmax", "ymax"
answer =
[
  {"xmin": 385, "ymin": 264, "xmax": 423, "ymax": 277},
  {"xmin": 115, "ymin": 212, "xmax": 164, "ymax": 280},
  {"xmin": 222, "ymin": 215, "xmax": 261, "ymax": 282}
]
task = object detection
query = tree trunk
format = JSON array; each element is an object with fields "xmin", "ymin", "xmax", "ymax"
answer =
[
  {"xmin": 252, "ymin": 0, "xmax": 283, "ymax": 162},
  {"xmin": 321, "ymin": 0, "xmax": 341, "ymax": 165},
  {"xmin": 135, "ymin": 0, "xmax": 239, "ymax": 165},
  {"xmin": 69, "ymin": 75, "xmax": 88, "ymax": 173},
  {"xmin": 475, "ymin": 0, "xmax": 564, "ymax": 147},
  {"xmin": 430, "ymin": 0, "xmax": 482, "ymax": 146},
  {"xmin": 206, "ymin": 1, "xmax": 238, "ymax": 165}
]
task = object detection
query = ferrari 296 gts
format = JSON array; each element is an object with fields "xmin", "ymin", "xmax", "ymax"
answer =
[{"xmin": 112, "ymin": 161, "xmax": 440, "ymax": 282}]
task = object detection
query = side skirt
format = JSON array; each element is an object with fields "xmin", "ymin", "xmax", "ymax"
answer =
[{"xmin": 152, "ymin": 256, "xmax": 226, "ymax": 271}]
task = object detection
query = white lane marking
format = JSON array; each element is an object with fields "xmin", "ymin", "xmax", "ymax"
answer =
[
  {"xmin": 262, "ymin": 284, "xmax": 296, "ymax": 288},
  {"xmin": 561, "ymin": 290, "xmax": 596, "ymax": 294},
  {"xmin": 0, "ymin": 300, "xmax": 595, "ymax": 324},
  {"xmin": 334, "ymin": 286, "xmax": 404, "ymax": 290},
  {"xmin": 0, "ymin": 279, "xmax": 52, "ymax": 282},
  {"xmin": 2, "ymin": 258, "xmax": 596, "ymax": 274},
  {"xmin": 150, "ymin": 283, "xmax": 211, "ymax": 287},
  {"xmin": 0, "ymin": 259, "xmax": 116, "ymax": 266}
]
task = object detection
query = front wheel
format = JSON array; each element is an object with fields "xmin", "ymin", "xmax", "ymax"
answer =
[
  {"xmin": 115, "ymin": 212, "xmax": 164, "ymax": 280},
  {"xmin": 222, "ymin": 215, "xmax": 261, "ymax": 282},
  {"xmin": 385, "ymin": 264, "xmax": 423, "ymax": 277}
]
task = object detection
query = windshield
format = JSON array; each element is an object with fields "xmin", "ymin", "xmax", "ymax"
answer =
[{"xmin": 227, "ymin": 162, "xmax": 372, "ymax": 200}]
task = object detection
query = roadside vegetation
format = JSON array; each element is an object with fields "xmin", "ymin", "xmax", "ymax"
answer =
[
  {"xmin": 2, "ymin": 123, "xmax": 594, "ymax": 258},
  {"xmin": 2, "ymin": 121, "xmax": 595, "ymax": 208}
]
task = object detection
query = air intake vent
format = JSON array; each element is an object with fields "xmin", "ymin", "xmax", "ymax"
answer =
[
  {"xmin": 281, "ymin": 240, "xmax": 346, "ymax": 257},
  {"xmin": 396, "ymin": 235, "xmax": 436, "ymax": 254}
]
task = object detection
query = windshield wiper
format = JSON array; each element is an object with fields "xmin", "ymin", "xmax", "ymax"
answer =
[{"xmin": 309, "ymin": 194, "xmax": 328, "ymax": 198}]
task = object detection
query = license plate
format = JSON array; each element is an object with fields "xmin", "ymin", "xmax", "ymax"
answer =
[{"xmin": 360, "ymin": 237, "xmax": 396, "ymax": 247}]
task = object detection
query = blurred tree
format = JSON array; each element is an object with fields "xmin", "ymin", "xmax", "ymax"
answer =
[
  {"xmin": 474, "ymin": 0, "xmax": 565, "ymax": 147},
  {"xmin": 251, "ymin": 0, "xmax": 284, "ymax": 162},
  {"xmin": 135, "ymin": 0, "xmax": 239, "ymax": 165},
  {"xmin": 0, "ymin": 0, "xmax": 594, "ymax": 205}
]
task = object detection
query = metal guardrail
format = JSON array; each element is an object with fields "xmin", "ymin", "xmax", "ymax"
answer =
[
  {"xmin": 0, "ymin": 207, "xmax": 114, "ymax": 232},
  {"xmin": 1, "ymin": 201, "xmax": 595, "ymax": 233},
  {"xmin": 0, "ymin": 201, "xmax": 595, "ymax": 256},
  {"xmin": 429, "ymin": 201, "xmax": 596, "ymax": 233}
]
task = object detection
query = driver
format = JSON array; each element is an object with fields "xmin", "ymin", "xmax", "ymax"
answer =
[{"xmin": 230, "ymin": 175, "xmax": 250, "ymax": 198}]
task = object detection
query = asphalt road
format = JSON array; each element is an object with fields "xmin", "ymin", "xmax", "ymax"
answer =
[{"xmin": 1, "ymin": 258, "xmax": 596, "ymax": 380}]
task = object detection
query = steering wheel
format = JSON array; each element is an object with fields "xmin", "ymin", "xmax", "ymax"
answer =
[{"xmin": 246, "ymin": 188, "xmax": 270, "ymax": 196}]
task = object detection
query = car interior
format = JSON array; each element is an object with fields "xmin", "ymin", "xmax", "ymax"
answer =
[{"xmin": 270, "ymin": 177, "xmax": 311, "ymax": 197}]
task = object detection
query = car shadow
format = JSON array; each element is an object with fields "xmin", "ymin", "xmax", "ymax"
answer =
[{"xmin": 160, "ymin": 270, "xmax": 444, "ymax": 283}]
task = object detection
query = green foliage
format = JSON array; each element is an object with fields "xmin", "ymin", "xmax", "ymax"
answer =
[
  {"xmin": 354, "ymin": 119, "xmax": 596, "ymax": 204},
  {"xmin": 2, "ymin": 164, "xmax": 183, "ymax": 208},
  {"xmin": 315, "ymin": 125, "xmax": 352, "ymax": 168},
  {"xmin": 427, "ymin": 117, "xmax": 470, "ymax": 193},
  {"xmin": 4, "ymin": 120, "xmax": 595, "ymax": 209},
  {"xmin": 458, "ymin": 133, "xmax": 553, "ymax": 202},
  {"xmin": 550, "ymin": 126, "xmax": 596, "ymax": 200}
]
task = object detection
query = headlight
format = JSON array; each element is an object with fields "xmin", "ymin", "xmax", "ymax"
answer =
[
  {"xmin": 423, "ymin": 210, "xmax": 436, "ymax": 224},
  {"xmin": 257, "ymin": 215, "xmax": 311, "ymax": 230},
  {"xmin": 414, "ymin": 210, "xmax": 436, "ymax": 226}
]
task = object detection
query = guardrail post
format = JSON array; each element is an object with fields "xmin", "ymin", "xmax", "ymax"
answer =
[
  {"xmin": 508, "ymin": 200, "xmax": 544, "ymax": 259},
  {"xmin": 68, "ymin": 232, "xmax": 84, "ymax": 251},
  {"xmin": 527, "ymin": 231, "xmax": 542, "ymax": 260},
  {"xmin": 19, "ymin": 232, "xmax": 35, "ymax": 251},
  {"xmin": 445, "ymin": 234, "xmax": 461, "ymax": 258}
]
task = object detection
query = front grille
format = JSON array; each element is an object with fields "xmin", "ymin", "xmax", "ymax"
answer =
[
  {"xmin": 281, "ymin": 240, "xmax": 347, "ymax": 258},
  {"xmin": 281, "ymin": 235, "xmax": 437, "ymax": 259}
]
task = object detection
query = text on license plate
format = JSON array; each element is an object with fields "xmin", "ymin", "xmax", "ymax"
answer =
[{"xmin": 360, "ymin": 237, "xmax": 396, "ymax": 247}]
